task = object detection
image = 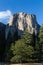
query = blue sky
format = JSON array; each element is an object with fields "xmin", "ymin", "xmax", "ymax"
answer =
[{"xmin": 0, "ymin": 0, "xmax": 43, "ymax": 25}]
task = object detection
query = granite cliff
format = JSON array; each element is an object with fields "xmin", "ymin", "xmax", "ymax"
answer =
[{"xmin": 5, "ymin": 12, "xmax": 40, "ymax": 39}]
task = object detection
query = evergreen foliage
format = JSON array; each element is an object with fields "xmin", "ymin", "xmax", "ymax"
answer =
[{"xmin": 0, "ymin": 24, "xmax": 43, "ymax": 62}]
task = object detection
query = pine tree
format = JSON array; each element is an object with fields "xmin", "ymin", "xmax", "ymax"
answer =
[
  {"xmin": 10, "ymin": 30, "xmax": 34, "ymax": 63},
  {"xmin": 11, "ymin": 39, "xmax": 34, "ymax": 63},
  {"xmin": 21, "ymin": 30, "xmax": 33, "ymax": 45}
]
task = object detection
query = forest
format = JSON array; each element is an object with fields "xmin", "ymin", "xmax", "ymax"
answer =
[{"xmin": 0, "ymin": 24, "xmax": 43, "ymax": 63}]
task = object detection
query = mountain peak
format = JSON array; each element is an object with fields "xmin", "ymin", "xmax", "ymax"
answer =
[{"xmin": 6, "ymin": 12, "xmax": 40, "ymax": 39}]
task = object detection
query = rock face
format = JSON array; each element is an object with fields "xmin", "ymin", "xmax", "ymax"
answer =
[{"xmin": 5, "ymin": 12, "xmax": 40, "ymax": 39}]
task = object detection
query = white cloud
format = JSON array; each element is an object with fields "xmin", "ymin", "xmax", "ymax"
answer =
[{"xmin": 0, "ymin": 10, "xmax": 12, "ymax": 19}]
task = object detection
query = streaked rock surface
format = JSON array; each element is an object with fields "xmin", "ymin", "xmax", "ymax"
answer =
[{"xmin": 5, "ymin": 12, "xmax": 40, "ymax": 39}]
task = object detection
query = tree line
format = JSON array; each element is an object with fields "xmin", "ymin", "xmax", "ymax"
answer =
[{"xmin": 0, "ymin": 24, "xmax": 43, "ymax": 63}]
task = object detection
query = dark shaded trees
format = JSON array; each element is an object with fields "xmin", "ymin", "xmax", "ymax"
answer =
[
  {"xmin": 39, "ymin": 24, "xmax": 43, "ymax": 61},
  {"xmin": 4, "ymin": 31, "xmax": 13, "ymax": 62},
  {"xmin": 0, "ymin": 23, "xmax": 6, "ymax": 62}
]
